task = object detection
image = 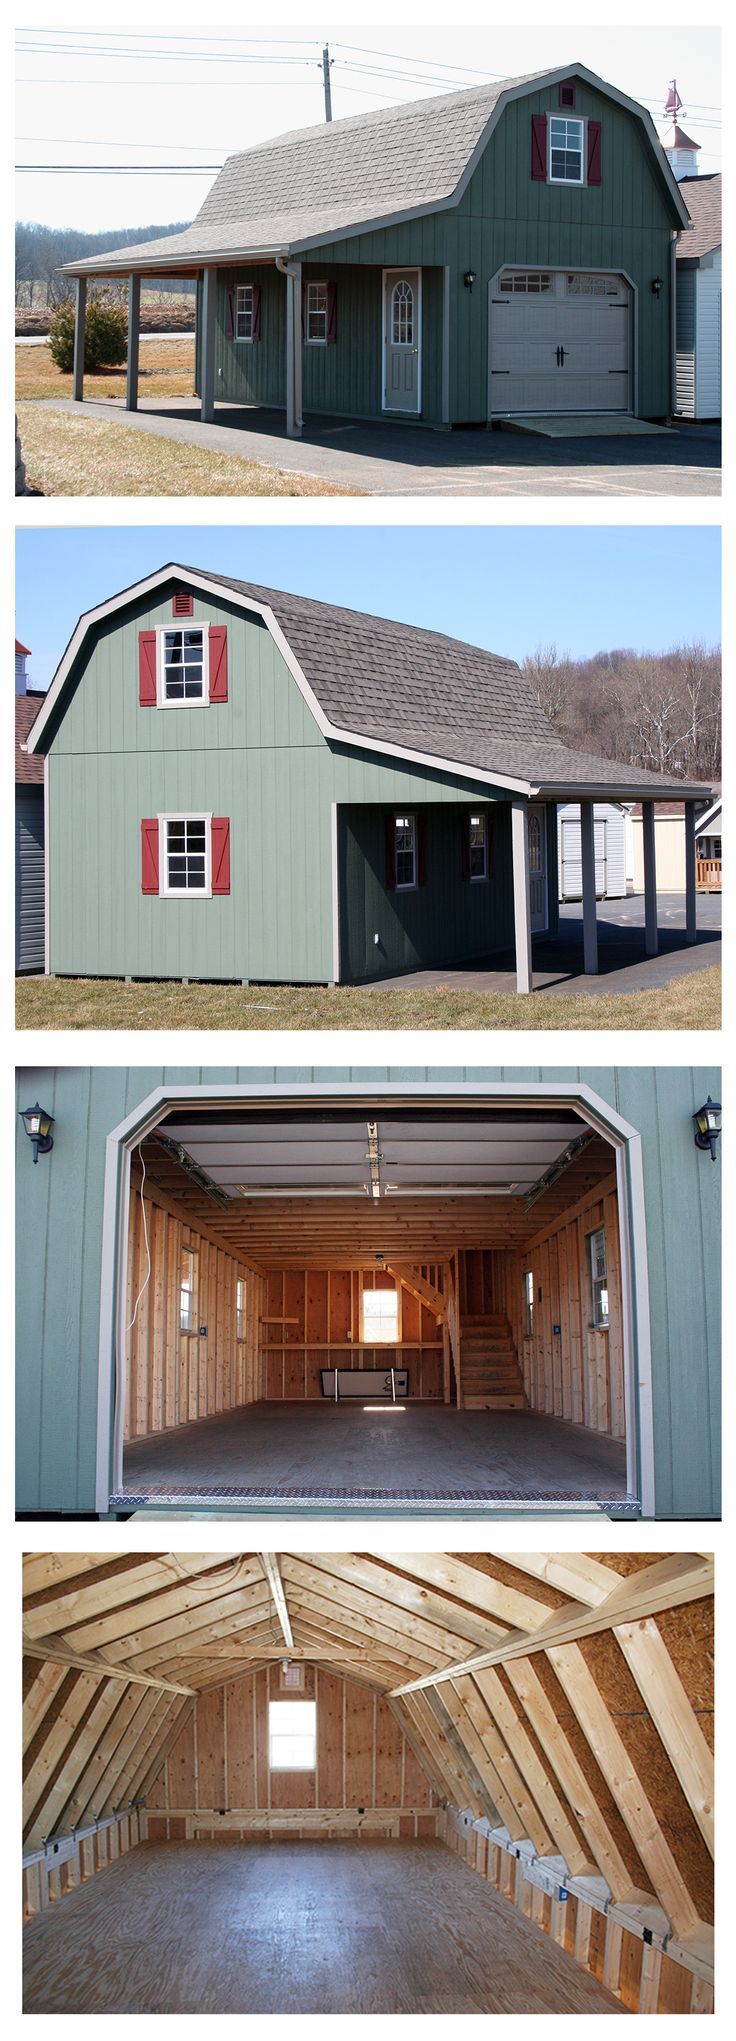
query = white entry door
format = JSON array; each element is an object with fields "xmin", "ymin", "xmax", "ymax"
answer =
[
  {"xmin": 384, "ymin": 270, "xmax": 421, "ymax": 413},
  {"xmin": 489, "ymin": 268, "xmax": 630, "ymax": 415},
  {"xmin": 528, "ymin": 806, "xmax": 548, "ymax": 932}
]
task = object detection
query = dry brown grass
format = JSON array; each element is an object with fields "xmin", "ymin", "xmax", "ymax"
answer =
[
  {"xmin": 16, "ymin": 402, "xmax": 359, "ymax": 498},
  {"xmin": 16, "ymin": 334, "xmax": 196, "ymax": 402}
]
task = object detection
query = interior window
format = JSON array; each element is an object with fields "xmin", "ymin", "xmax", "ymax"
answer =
[
  {"xmin": 523, "ymin": 1269, "xmax": 534, "ymax": 1338},
  {"xmin": 236, "ymin": 284, "xmax": 254, "ymax": 339},
  {"xmin": 361, "ymin": 1285, "xmax": 400, "ymax": 1344},
  {"xmin": 306, "ymin": 282, "xmax": 328, "ymax": 343},
  {"xmin": 549, "ymin": 116, "xmax": 584, "ymax": 183},
  {"xmin": 268, "ymin": 1699, "xmax": 316, "ymax": 1770},
  {"xmin": 589, "ymin": 1226, "xmax": 610, "ymax": 1329},
  {"xmin": 469, "ymin": 813, "xmax": 487, "ymax": 880},
  {"xmin": 236, "ymin": 1276, "xmax": 247, "ymax": 1340},
  {"xmin": 180, "ymin": 1246, "xmax": 198, "ymax": 1333},
  {"xmin": 395, "ymin": 814, "xmax": 416, "ymax": 889},
  {"xmin": 165, "ymin": 817, "xmax": 208, "ymax": 892},
  {"xmin": 163, "ymin": 627, "xmax": 205, "ymax": 702}
]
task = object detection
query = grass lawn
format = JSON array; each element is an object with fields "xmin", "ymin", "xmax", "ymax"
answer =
[
  {"xmin": 16, "ymin": 402, "xmax": 358, "ymax": 498},
  {"xmin": 16, "ymin": 334, "xmax": 196, "ymax": 401},
  {"xmin": 16, "ymin": 965, "xmax": 720, "ymax": 1032}
]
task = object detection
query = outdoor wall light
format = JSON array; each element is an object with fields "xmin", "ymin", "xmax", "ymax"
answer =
[
  {"xmin": 693, "ymin": 1096, "xmax": 721, "ymax": 1162},
  {"xmin": 651, "ymin": 276, "xmax": 664, "ymax": 296},
  {"xmin": 19, "ymin": 1101, "xmax": 55, "ymax": 1163},
  {"xmin": 463, "ymin": 270, "xmax": 476, "ymax": 290}
]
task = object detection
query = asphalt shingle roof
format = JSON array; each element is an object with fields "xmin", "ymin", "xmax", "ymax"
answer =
[
  {"xmin": 677, "ymin": 173, "xmax": 721, "ymax": 259},
  {"xmin": 186, "ymin": 568, "xmax": 709, "ymax": 797},
  {"xmin": 16, "ymin": 693, "xmax": 46, "ymax": 786}
]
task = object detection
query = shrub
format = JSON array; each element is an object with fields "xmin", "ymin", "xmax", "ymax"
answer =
[{"xmin": 49, "ymin": 290, "xmax": 128, "ymax": 374}]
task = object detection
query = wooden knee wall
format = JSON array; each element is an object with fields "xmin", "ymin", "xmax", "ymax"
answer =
[{"xmin": 23, "ymin": 1808, "xmax": 147, "ymax": 1921}]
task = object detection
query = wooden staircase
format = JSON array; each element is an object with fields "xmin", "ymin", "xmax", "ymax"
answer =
[{"xmin": 460, "ymin": 1314, "xmax": 527, "ymax": 1410}]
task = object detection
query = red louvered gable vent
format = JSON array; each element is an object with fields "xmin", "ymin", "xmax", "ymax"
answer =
[
  {"xmin": 559, "ymin": 81, "xmax": 576, "ymax": 108},
  {"xmin": 172, "ymin": 592, "xmax": 194, "ymax": 617},
  {"xmin": 211, "ymin": 817, "xmax": 231, "ymax": 894}
]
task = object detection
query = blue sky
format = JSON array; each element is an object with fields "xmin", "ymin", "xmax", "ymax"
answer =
[{"xmin": 16, "ymin": 526, "xmax": 721, "ymax": 692}]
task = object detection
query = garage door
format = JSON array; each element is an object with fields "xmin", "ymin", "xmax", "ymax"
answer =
[
  {"xmin": 560, "ymin": 818, "xmax": 607, "ymax": 900},
  {"xmin": 489, "ymin": 269, "xmax": 630, "ymax": 415}
]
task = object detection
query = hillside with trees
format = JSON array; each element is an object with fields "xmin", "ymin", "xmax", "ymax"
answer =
[
  {"xmin": 16, "ymin": 220, "xmax": 193, "ymax": 304},
  {"xmin": 522, "ymin": 642, "xmax": 720, "ymax": 783}
]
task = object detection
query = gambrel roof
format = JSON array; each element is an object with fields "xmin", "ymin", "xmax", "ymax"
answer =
[
  {"xmin": 24, "ymin": 564, "xmax": 711, "ymax": 801},
  {"xmin": 62, "ymin": 63, "xmax": 689, "ymax": 277}
]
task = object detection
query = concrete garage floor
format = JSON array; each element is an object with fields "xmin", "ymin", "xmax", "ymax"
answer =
[
  {"xmin": 375, "ymin": 893, "xmax": 721, "ymax": 996},
  {"xmin": 23, "ymin": 1840, "xmax": 623, "ymax": 2014},
  {"xmin": 39, "ymin": 398, "xmax": 720, "ymax": 498},
  {"xmin": 120, "ymin": 1402, "xmax": 630, "ymax": 1515}
]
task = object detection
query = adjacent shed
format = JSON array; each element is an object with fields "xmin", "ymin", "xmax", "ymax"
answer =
[
  {"xmin": 675, "ymin": 176, "xmax": 721, "ymax": 420},
  {"xmin": 22, "ymin": 1549, "xmax": 714, "ymax": 2016},
  {"xmin": 557, "ymin": 801, "xmax": 628, "ymax": 901},
  {"xmin": 15, "ymin": 645, "xmax": 46, "ymax": 974}
]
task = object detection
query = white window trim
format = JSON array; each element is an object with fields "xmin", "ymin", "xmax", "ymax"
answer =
[
  {"xmin": 361, "ymin": 1282, "xmax": 401, "ymax": 1345},
  {"xmin": 156, "ymin": 623, "xmax": 210, "ymax": 710},
  {"xmin": 394, "ymin": 812, "xmax": 417, "ymax": 892},
  {"xmin": 305, "ymin": 279, "xmax": 329, "ymax": 347},
  {"xmin": 158, "ymin": 812, "xmax": 213, "ymax": 899},
  {"xmin": 469, "ymin": 811, "xmax": 488, "ymax": 883},
  {"xmin": 234, "ymin": 283, "xmax": 255, "ymax": 344},
  {"xmin": 548, "ymin": 113, "xmax": 587, "ymax": 186}
]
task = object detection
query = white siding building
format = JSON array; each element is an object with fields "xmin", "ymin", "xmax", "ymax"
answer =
[{"xmin": 557, "ymin": 802, "xmax": 628, "ymax": 901}]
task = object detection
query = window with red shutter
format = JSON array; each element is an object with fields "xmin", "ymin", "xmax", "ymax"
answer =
[
  {"xmin": 587, "ymin": 121, "xmax": 602, "ymax": 186},
  {"xmin": 531, "ymin": 113, "xmax": 547, "ymax": 181},
  {"xmin": 141, "ymin": 818, "xmax": 159, "ymax": 894},
  {"xmin": 211, "ymin": 817, "xmax": 231, "ymax": 894},
  {"xmin": 138, "ymin": 630, "xmax": 157, "ymax": 706}
]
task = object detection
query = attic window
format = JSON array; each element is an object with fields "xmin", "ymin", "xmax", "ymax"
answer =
[
  {"xmin": 268, "ymin": 1699, "xmax": 316, "ymax": 1770},
  {"xmin": 161, "ymin": 627, "xmax": 207, "ymax": 704},
  {"xmin": 549, "ymin": 116, "xmax": 585, "ymax": 183}
]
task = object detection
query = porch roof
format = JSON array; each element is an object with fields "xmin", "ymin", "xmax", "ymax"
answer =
[
  {"xmin": 60, "ymin": 63, "xmax": 689, "ymax": 279},
  {"xmin": 25, "ymin": 563, "xmax": 711, "ymax": 805}
]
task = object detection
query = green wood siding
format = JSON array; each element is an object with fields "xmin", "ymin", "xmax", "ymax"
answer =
[
  {"xmin": 208, "ymin": 80, "xmax": 676, "ymax": 422},
  {"xmin": 45, "ymin": 581, "xmax": 511, "ymax": 983},
  {"xmin": 15, "ymin": 1065, "xmax": 721, "ymax": 1519}
]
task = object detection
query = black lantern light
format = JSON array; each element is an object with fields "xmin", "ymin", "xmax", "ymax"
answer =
[
  {"xmin": 19, "ymin": 1101, "xmax": 55, "ymax": 1164},
  {"xmin": 693, "ymin": 1096, "xmax": 721, "ymax": 1162},
  {"xmin": 651, "ymin": 276, "xmax": 664, "ymax": 296},
  {"xmin": 463, "ymin": 270, "xmax": 476, "ymax": 290}
]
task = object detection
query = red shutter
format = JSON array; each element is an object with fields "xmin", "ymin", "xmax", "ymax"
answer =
[
  {"xmin": 461, "ymin": 812, "xmax": 471, "ymax": 880},
  {"xmin": 385, "ymin": 815, "xmax": 396, "ymax": 891},
  {"xmin": 587, "ymin": 121, "xmax": 602, "ymax": 186},
  {"xmin": 209, "ymin": 625, "xmax": 228, "ymax": 703},
  {"xmin": 226, "ymin": 290, "xmax": 235, "ymax": 339},
  {"xmin": 252, "ymin": 283, "xmax": 262, "ymax": 340},
  {"xmin": 140, "ymin": 628, "xmax": 159, "ymax": 710},
  {"xmin": 487, "ymin": 813, "xmax": 495, "ymax": 878},
  {"xmin": 531, "ymin": 113, "xmax": 547, "ymax": 181},
  {"xmin": 418, "ymin": 816, "xmax": 428, "ymax": 887},
  {"xmin": 141, "ymin": 818, "xmax": 159, "ymax": 894},
  {"xmin": 211, "ymin": 817, "xmax": 230, "ymax": 894},
  {"xmin": 327, "ymin": 281, "xmax": 337, "ymax": 344}
]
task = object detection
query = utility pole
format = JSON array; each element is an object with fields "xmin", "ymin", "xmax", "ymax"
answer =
[{"xmin": 322, "ymin": 43, "xmax": 333, "ymax": 122}]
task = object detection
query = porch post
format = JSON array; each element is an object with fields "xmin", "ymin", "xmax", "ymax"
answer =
[
  {"xmin": 580, "ymin": 799, "xmax": 599, "ymax": 975},
  {"xmin": 642, "ymin": 799, "xmax": 658, "ymax": 956},
  {"xmin": 72, "ymin": 276, "xmax": 87, "ymax": 401},
  {"xmin": 684, "ymin": 799, "xmax": 697, "ymax": 944},
  {"xmin": 511, "ymin": 801, "xmax": 533, "ymax": 996},
  {"xmin": 200, "ymin": 264, "xmax": 217, "ymax": 423},
  {"xmin": 285, "ymin": 261, "xmax": 303, "ymax": 438},
  {"xmin": 441, "ymin": 265, "xmax": 451, "ymax": 425},
  {"xmin": 126, "ymin": 274, "xmax": 140, "ymax": 411}
]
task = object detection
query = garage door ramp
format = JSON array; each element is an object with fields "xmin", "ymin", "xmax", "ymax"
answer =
[{"xmin": 498, "ymin": 414, "xmax": 673, "ymax": 438}]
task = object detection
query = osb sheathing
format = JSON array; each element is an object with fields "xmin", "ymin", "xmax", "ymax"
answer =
[
  {"xmin": 530, "ymin": 1652, "xmax": 652, "ymax": 1892},
  {"xmin": 456, "ymin": 1555, "xmax": 570, "ymax": 1609},
  {"xmin": 656, "ymin": 1597, "xmax": 714, "ymax": 1746},
  {"xmin": 491, "ymin": 1662, "xmax": 591, "ymax": 1862},
  {"xmin": 587, "ymin": 1552, "xmax": 662, "ymax": 1576},
  {"xmin": 578, "ymin": 1627, "xmax": 713, "ymax": 1921}
]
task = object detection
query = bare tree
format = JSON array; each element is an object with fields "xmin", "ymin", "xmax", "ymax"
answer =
[{"xmin": 522, "ymin": 643, "xmax": 572, "ymax": 726}]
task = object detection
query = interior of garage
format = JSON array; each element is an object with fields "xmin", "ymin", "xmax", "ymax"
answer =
[
  {"xmin": 117, "ymin": 1097, "xmax": 631, "ymax": 1511},
  {"xmin": 22, "ymin": 1550, "xmax": 714, "ymax": 2015}
]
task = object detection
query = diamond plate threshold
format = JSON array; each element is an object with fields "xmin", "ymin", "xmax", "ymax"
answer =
[{"xmin": 110, "ymin": 1484, "xmax": 639, "ymax": 1515}]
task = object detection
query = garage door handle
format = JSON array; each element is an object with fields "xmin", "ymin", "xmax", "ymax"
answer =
[{"xmin": 556, "ymin": 346, "xmax": 568, "ymax": 367}]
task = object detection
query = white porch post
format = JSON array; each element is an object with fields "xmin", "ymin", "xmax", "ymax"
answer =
[
  {"xmin": 126, "ymin": 274, "xmax": 140, "ymax": 411},
  {"xmin": 285, "ymin": 261, "xmax": 303, "ymax": 438},
  {"xmin": 642, "ymin": 799, "xmax": 658, "ymax": 956},
  {"xmin": 441, "ymin": 265, "xmax": 451, "ymax": 425},
  {"xmin": 200, "ymin": 265, "xmax": 218, "ymax": 423},
  {"xmin": 72, "ymin": 276, "xmax": 87, "ymax": 401},
  {"xmin": 684, "ymin": 799, "xmax": 697, "ymax": 944},
  {"xmin": 580, "ymin": 799, "xmax": 599, "ymax": 975},
  {"xmin": 511, "ymin": 801, "xmax": 532, "ymax": 996}
]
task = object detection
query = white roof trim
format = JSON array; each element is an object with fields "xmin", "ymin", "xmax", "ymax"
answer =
[{"xmin": 695, "ymin": 797, "xmax": 721, "ymax": 834}]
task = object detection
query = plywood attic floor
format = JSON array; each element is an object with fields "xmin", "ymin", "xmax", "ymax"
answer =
[{"xmin": 22, "ymin": 1839, "xmax": 624, "ymax": 2015}]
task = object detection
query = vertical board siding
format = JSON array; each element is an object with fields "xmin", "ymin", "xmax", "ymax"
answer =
[
  {"xmin": 125, "ymin": 1175, "xmax": 262, "ymax": 1439},
  {"xmin": 15, "ymin": 789, "xmax": 46, "ymax": 972},
  {"xmin": 15, "ymin": 1065, "xmax": 721, "ymax": 1516},
  {"xmin": 339, "ymin": 803, "xmax": 515, "ymax": 980},
  {"xmin": 148, "ymin": 1666, "xmax": 436, "ymax": 1838},
  {"xmin": 261, "ymin": 1266, "xmax": 445, "ymax": 1401}
]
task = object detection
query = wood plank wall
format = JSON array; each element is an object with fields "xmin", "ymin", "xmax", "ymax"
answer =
[
  {"xmin": 23, "ymin": 1810, "xmax": 145, "ymax": 1921},
  {"xmin": 125, "ymin": 1172, "xmax": 263, "ymax": 1439},
  {"xmin": 442, "ymin": 1809, "xmax": 712, "ymax": 2015},
  {"xmin": 261, "ymin": 1266, "xmax": 445, "ymax": 1401},
  {"xmin": 145, "ymin": 1666, "xmax": 438, "ymax": 1841}
]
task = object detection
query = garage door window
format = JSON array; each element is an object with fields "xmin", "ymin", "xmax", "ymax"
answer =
[
  {"xmin": 499, "ymin": 272, "xmax": 552, "ymax": 294},
  {"xmin": 566, "ymin": 274, "xmax": 619, "ymax": 297},
  {"xmin": 549, "ymin": 116, "xmax": 584, "ymax": 183}
]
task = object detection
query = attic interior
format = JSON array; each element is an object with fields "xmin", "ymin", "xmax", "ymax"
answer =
[
  {"xmin": 23, "ymin": 1550, "xmax": 713, "ymax": 2015},
  {"xmin": 119, "ymin": 1096, "xmax": 630, "ymax": 1510}
]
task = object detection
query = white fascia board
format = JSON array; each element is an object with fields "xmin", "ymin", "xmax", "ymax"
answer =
[
  {"xmin": 535, "ymin": 780, "xmax": 711, "ymax": 801},
  {"xmin": 26, "ymin": 563, "xmax": 533, "ymax": 797}
]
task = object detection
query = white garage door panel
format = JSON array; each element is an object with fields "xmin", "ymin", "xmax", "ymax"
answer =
[{"xmin": 490, "ymin": 270, "xmax": 630, "ymax": 415}]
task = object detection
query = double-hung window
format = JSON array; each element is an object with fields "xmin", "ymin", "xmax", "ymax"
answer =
[
  {"xmin": 236, "ymin": 1276, "xmax": 247, "ymax": 1341},
  {"xmin": 180, "ymin": 1247, "xmax": 198, "ymax": 1333},
  {"xmin": 306, "ymin": 282, "xmax": 328, "ymax": 344},
  {"xmin": 395, "ymin": 814, "xmax": 417, "ymax": 890},
  {"xmin": 469, "ymin": 813, "xmax": 488, "ymax": 881},
  {"xmin": 268, "ymin": 1700, "xmax": 316, "ymax": 1771},
  {"xmin": 549, "ymin": 116, "xmax": 585, "ymax": 183},
  {"xmin": 161, "ymin": 815, "xmax": 211, "ymax": 896},
  {"xmin": 235, "ymin": 284, "xmax": 254, "ymax": 340},
  {"xmin": 361, "ymin": 1284, "xmax": 400, "ymax": 1344},
  {"xmin": 161, "ymin": 626, "xmax": 207, "ymax": 705},
  {"xmin": 589, "ymin": 1226, "xmax": 609, "ymax": 1329}
]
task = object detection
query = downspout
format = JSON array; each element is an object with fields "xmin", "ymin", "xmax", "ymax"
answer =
[
  {"xmin": 669, "ymin": 229, "xmax": 678, "ymax": 418},
  {"xmin": 275, "ymin": 254, "xmax": 303, "ymax": 436}
]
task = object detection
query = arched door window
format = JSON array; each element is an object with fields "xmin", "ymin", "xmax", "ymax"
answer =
[{"xmin": 391, "ymin": 280, "xmax": 414, "ymax": 346}]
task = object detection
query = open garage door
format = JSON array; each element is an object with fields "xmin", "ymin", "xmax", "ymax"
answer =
[
  {"xmin": 100, "ymin": 1085, "xmax": 650, "ymax": 1515},
  {"xmin": 489, "ymin": 268, "xmax": 631, "ymax": 415}
]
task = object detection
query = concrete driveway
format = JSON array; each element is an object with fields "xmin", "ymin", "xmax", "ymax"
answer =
[
  {"xmin": 375, "ymin": 892, "xmax": 721, "ymax": 996},
  {"xmin": 40, "ymin": 396, "xmax": 721, "ymax": 497}
]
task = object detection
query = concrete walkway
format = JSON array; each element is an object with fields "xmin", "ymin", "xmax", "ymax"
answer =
[
  {"xmin": 375, "ymin": 893, "xmax": 721, "ymax": 997},
  {"xmin": 38, "ymin": 397, "xmax": 721, "ymax": 497}
]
